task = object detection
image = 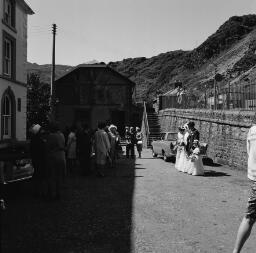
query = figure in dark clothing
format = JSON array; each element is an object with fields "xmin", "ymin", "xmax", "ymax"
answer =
[
  {"xmin": 125, "ymin": 126, "xmax": 131, "ymax": 158},
  {"xmin": 125, "ymin": 126, "xmax": 136, "ymax": 158},
  {"xmin": 186, "ymin": 121, "xmax": 200, "ymax": 155},
  {"xmin": 130, "ymin": 127, "xmax": 137, "ymax": 158},
  {"xmin": 30, "ymin": 124, "xmax": 48, "ymax": 198},
  {"xmin": 76, "ymin": 124, "xmax": 92, "ymax": 176},
  {"xmin": 45, "ymin": 121, "xmax": 66, "ymax": 200}
]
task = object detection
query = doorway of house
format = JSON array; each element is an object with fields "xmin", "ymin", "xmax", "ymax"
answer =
[
  {"xmin": 111, "ymin": 110, "xmax": 125, "ymax": 136},
  {"xmin": 74, "ymin": 109, "xmax": 91, "ymax": 128}
]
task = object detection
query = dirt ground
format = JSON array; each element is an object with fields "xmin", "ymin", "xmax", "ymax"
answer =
[{"xmin": 1, "ymin": 149, "xmax": 255, "ymax": 253}]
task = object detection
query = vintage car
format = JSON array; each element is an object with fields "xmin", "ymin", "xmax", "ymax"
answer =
[
  {"xmin": 151, "ymin": 132, "xmax": 178, "ymax": 161},
  {"xmin": 151, "ymin": 132, "xmax": 208, "ymax": 161},
  {"xmin": 0, "ymin": 140, "xmax": 34, "ymax": 185}
]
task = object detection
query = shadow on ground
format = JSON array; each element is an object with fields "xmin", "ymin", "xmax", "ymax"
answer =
[
  {"xmin": 203, "ymin": 157, "xmax": 222, "ymax": 167},
  {"xmin": 203, "ymin": 170, "xmax": 230, "ymax": 177},
  {"xmin": 1, "ymin": 155, "xmax": 136, "ymax": 253}
]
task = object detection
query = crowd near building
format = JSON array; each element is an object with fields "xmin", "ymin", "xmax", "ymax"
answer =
[{"xmin": 54, "ymin": 64, "xmax": 141, "ymax": 136}]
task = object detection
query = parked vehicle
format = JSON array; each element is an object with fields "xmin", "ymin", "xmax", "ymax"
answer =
[
  {"xmin": 151, "ymin": 132, "xmax": 208, "ymax": 161},
  {"xmin": 151, "ymin": 132, "xmax": 178, "ymax": 161},
  {"xmin": 0, "ymin": 141, "xmax": 34, "ymax": 184}
]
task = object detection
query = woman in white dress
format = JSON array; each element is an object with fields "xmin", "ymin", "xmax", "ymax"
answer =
[
  {"xmin": 187, "ymin": 140, "xmax": 204, "ymax": 176},
  {"xmin": 177, "ymin": 124, "xmax": 190, "ymax": 173},
  {"xmin": 175, "ymin": 126, "xmax": 185, "ymax": 171}
]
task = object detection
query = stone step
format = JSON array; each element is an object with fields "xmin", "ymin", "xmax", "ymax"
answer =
[
  {"xmin": 148, "ymin": 120, "xmax": 159, "ymax": 123},
  {"xmin": 148, "ymin": 122, "xmax": 159, "ymax": 124}
]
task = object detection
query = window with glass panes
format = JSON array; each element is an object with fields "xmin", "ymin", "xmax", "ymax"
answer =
[
  {"xmin": 3, "ymin": 38, "xmax": 12, "ymax": 76},
  {"xmin": 3, "ymin": 0, "xmax": 15, "ymax": 28},
  {"xmin": 2, "ymin": 94, "xmax": 12, "ymax": 139},
  {"xmin": 2, "ymin": 31, "xmax": 15, "ymax": 78}
]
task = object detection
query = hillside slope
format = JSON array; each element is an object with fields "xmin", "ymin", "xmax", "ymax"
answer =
[{"xmin": 27, "ymin": 14, "xmax": 256, "ymax": 102}]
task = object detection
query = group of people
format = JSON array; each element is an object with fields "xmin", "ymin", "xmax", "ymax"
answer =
[
  {"xmin": 30, "ymin": 121, "xmax": 67, "ymax": 201},
  {"xmin": 174, "ymin": 121, "xmax": 204, "ymax": 176},
  {"xmin": 125, "ymin": 126, "xmax": 143, "ymax": 159},
  {"xmin": 28, "ymin": 118, "xmax": 256, "ymax": 252},
  {"xmin": 30, "ymin": 120, "xmax": 144, "ymax": 200},
  {"xmin": 65, "ymin": 121, "xmax": 121, "ymax": 176}
]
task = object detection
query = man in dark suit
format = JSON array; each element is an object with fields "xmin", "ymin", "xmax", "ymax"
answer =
[
  {"xmin": 186, "ymin": 121, "xmax": 200, "ymax": 155},
  {"xmin": 76, "ymin": 123, "xmax": 92, "ymax": 176}
]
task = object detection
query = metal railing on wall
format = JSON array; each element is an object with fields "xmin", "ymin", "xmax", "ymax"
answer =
[{"xmin": 160, "ymin": 82, "xmax": 256, "ymax": 111}]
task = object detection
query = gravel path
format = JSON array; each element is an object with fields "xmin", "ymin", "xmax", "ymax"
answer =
[{"xmin": 1, "ymin": 149, "xmax": 255, "ymax": 253}]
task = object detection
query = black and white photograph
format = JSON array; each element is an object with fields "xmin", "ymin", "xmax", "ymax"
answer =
[{"xmin": 0, "ymin": 0, "xmax": 256, "ymax": 252}]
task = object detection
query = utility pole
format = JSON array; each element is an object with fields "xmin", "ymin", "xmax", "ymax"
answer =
[{"xmin": 50, "ymin": 23, "xmax": 57, "ymax": 115}]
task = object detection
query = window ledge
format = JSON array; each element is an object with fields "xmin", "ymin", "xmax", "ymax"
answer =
[
  {"xmin": 0, "ymin": 75, "xmax": 26, "ymax": 87},
  {"xmin": 2, "ymin": 19, "xmax": 17, "ymax": 33}
]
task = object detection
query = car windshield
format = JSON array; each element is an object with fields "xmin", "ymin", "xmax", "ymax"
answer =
[
  {"xmin": 160, "ymin": 133, "xmax": 166, "ymax": 140},
  {"xmin": 167, "ymin": 133, "xmax": 177, "ymax": 141}
]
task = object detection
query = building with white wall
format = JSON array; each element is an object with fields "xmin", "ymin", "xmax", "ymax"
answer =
[{"xmin": 0, "ymin": 0, "xmax": 33, "ymax": 141}]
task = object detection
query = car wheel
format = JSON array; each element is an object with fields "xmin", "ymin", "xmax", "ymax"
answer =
[
  {"xmin": 163, "ymin": 153, "xmax": 168, "ymax": 162},
  {"xmin": 152, "ymin": 150, "xmax": 157, "ymax": 158}
]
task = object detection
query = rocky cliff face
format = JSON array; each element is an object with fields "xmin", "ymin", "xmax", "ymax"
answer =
[{"xmin": 27, "ymin": 14, "xmax": 256, "ymax": 102}]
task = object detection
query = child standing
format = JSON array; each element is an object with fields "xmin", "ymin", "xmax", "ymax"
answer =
[
  {"xmin": 187, "ymin": 140, "xmax": 204, "ymax": 176},
  {"xmin": 233, "ymin": 124, "xmax": 256, "ymax": 253}
]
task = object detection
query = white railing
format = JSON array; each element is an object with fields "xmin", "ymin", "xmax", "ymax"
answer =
[{"xmin": 141, "ymin": 101, "xmax": 150, "ymax": 148}]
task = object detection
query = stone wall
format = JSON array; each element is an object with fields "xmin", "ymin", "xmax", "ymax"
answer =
[{"xmin": 158, "ymin": 108, "xmax": 256, "ymax": 170}]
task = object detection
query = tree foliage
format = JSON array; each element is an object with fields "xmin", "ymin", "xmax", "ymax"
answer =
[{"xmin": 27, "ymin": 73, "xmax": 50, "ymax": 129}]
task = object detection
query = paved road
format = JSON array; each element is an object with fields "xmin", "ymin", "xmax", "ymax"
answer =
[
  {"xmin": 131, "ymin": 150, "xmax": 255, "ymax": 253},
  {"xmin": 1, "ymin": 149, "xmax": 255, "ymax": 253}
]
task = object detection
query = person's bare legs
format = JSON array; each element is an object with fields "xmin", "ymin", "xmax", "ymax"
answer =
[{"xmin": 233, "ymin": 216, "xmax": 255, "ymax": 253}]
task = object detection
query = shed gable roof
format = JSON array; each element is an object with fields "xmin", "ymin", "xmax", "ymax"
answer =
[{"xmin": 55, "ymin": 64, "xmax": 135, "ymax": 86}]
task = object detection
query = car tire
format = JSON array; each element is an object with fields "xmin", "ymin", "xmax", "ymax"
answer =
[
  {"xmin": 163, "ymin": 153, "xmax": 168, "ymax": 162},
  {"xmin": 152, "ymin": 150, "xmax": 157, "ymax": 158}
]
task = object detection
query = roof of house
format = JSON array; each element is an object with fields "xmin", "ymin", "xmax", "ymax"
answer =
[
  {"xmin": 18, "ymin": 0, "xmax": 34, "ymax": 15},
  {"xmin": 55, "ymin": 64, "xmax": 136, "ymax": 86}
]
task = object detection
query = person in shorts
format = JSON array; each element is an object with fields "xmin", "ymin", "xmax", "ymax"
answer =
[{"xmin": 233, "ymin": 124, "xmax": 256, "ymax": 253}]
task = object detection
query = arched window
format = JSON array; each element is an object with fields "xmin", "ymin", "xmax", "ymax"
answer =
[{"xmin": 1, "ymin": 87, "xmax": 16, "ymax": 140}]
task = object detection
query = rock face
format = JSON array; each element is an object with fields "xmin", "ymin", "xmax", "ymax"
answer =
[
  {"xmin": 27, "ymin": 14, "xmax": 256, "ymax": 102},
  {"xmin": 109, "ymin": 14, "xmax": 256, "ymax": 102}
]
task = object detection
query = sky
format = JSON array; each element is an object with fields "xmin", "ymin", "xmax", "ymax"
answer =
[{"xmin": 25, "ymin": 0, "xmax": 256, "ymax": 66}]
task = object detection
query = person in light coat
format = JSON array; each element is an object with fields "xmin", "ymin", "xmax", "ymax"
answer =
[
  {"xmin": 233, "ymin": 124, "xmax": 256, "ymax": 253},
  {"xmin": 108, "ymin": 124, "xmax": 118, "ymax": 168},
  {"xmin": 94, "ymin": 122, "xmax": 111, "ymax": 177},
  {"xmin": 66, "ymin": 125, "xmax": 77, "ymax": 174}
]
